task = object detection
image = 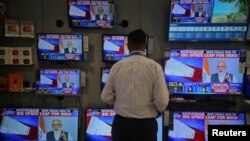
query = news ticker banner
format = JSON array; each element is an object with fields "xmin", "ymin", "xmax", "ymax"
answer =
[
  {"xmin": 208, "ymin": 125, "xmax": 250, "ymax": 141},
  {"xmin": 1, "ymin": 108, "xmax": 78, "ymax": 116}
]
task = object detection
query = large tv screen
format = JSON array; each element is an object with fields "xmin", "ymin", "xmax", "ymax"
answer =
[
  {"xmin": 37, "ymin": 34, "xmax": 83, "ymax": 61},
  {"xmin": 68, "ymin": 0, "xmax": 115, "ymax": 28},
  {"xmin": 85, "ymin": 108, "xmax": 163, "ymax": 141},
  {"xmin": 164, "ymin": 50, "xmax": 244, "ymax": 95},
  {"xmin": 168, "ymin": 0, "xmax": 249, "ymax": 41},
  {"xmin": 36, "ymin": 69, "xmax": 81, "ymax": 95},
  {"xmin": 0, "ymin": 108, "xmax": 79, "ymax": 141},
  {"xmin": 102, "ymin": 35, "xmax": 148, "ymax": 62},
  {"xmin": 168, "ymin": 111, "xmax": 245, "ymax": 141}
]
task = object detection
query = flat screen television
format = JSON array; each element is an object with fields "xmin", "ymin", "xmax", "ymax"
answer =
[
  {"xmin": 68, "ymin": 0, "xmax": 115, "ymax": 28},
  {"xmin": 100, "ymin": 67, "xmax": 110, "ymax": 91},
  {"xmin": 37, "ymin": 33, "xmax": 84, "ymax": 61},
  {"xmin": 36, "ymin": 69, "xmax": 81, "ymax": 95},
  {"xmin": 168, "ymin": 0, "xmax": 250, "ymax": 41},
  {"xmin": 168, "ymin": 111, "xmax": 245, "ymax": 141},
  {"xmin": 85, "ymin": 108, "xmax": 163, "ymax": 141},
  {"xmin": 0, "ymin": 108, "xmax": 79, "ymax": 141},
  {"xmin": 102, "ymin": 34, "xmax": 148, "ymax": 62},
  {"xmin": 164, "ymin": 50, "xmax": 244, "ymax": 95}
]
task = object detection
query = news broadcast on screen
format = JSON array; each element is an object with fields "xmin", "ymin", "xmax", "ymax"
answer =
[
  {"xmin": 102, "ymin": 35, "xmax": 147, "ymax": 62},
  {"xmin": 0, "ymin": 108, "xmax": 79, "ymax": 141},
  {"xmin": 37, "ymin": 34, "xmax": 83, "ymax": 61},
  {"xmin": 168, "ymin": 111, "xmax": 245, "ymax": 141},
  {"xmin": 68, "ymin": 0, "xmax": 115, "ymax": 28},
  {"xmin": 165, "ymin": 50, "xmax": 244, "ymax": 95},
  {"xmin": 102, "ymin": 35, "xmax": 130, "ymax": 62},
  {"xmin": 85, "ymin": 108, "xmax": 163, "ymax": 141},
  {"xmin": 169, "ymin": 0, "xmax": 249, "ymax": 41},
  {"xmin": 101, "ymin": 67, "xmax": 110, "ymax": 90},
  {"xmin": 36, "ymin": 69, "xmax": 80, "ymax": 95}
]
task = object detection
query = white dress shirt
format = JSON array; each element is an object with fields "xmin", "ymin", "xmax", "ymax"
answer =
[
  {"xmin": 101, "ymin": 53, "xmax": 169, "ymax": 118},
  {"xmin": 68, "ymin": 47, "xmax": 73, "ymax": 53},
  {"xmin": 66, "ymin": 82, "xmax": 71, "ymax": 88}
]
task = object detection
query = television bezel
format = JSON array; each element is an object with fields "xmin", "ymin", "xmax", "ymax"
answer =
[
  {"xmin": 167, "ymin": 111, "xmax": 247, "ymax": 140},
  {"xmin": 0, "ymin": 107, "xmax": 80, "ymax": 141},
  {"xmin": 84, "ymin": 107, "xmax": 164, "ymax": 141},
  {"xmin": 37, "ymin": 33, "xmax": 84, "ymax": 61},
  {"xmin": 164, "ymin": 49, "xmax": 244, "ymax": 96},
  {"xmin": 67, "ymin": 0, "xmax": 116, "ymax": 29},
  {"xmin": 36, "ymin": 68, "xmax": 81, "ymax": 96},
  {"xmin": 167, "ymin": 0, "xmax": 250, "ymax": 42}
]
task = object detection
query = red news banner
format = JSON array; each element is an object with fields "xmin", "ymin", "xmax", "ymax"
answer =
[
  {"xmin": 177, "ymin": 50, "xmax": 239, "ymax": 58},
  {"xmin": 173, "ymin": 0, "xmax": 210, "ymax": 4},
  {"xmin": 179, "ymin": 112, "xmax": 241, "ymax": 120},
  {"xmin": 87, "ymin": 109, "xmax": 116, "ymax": 117},
  {"xmin": 5, "ymin": 109, "xmax": 74, "ymax": 117}
]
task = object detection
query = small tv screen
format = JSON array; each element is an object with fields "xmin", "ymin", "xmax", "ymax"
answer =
[
  {"xmin": 37, "ymin": 34, "xmax": 83, "ymax": 61},
  {"xmin": 168, "ymin": 0, "xmax": 249, "ymax": 41},
  {"xmin": 36, "ymin": 69, "xmax": 81, "ymax": 95},
  {"xmin": 168, "ymin": 111, "xmax": 245, "ymax": 141},
  {"xmin": 102, "ymin": 35, "xmax": 148, "ymax": 62},
  {"xmin": 85, "ymin": 108, "xmax": 163, "ymax": 141},
  {"xmin": 68, "ymin": 0, "xmax": 115, "ymax": 28},
  {"xmin": 0, "ymin": 108, "xmax": 79, "ymax": 141},
  {"xmin": 101, "ymin": 67, "xmax": 110, "ymax": 90},
  {"xmin": 165, "ymin": 50, "xmax": 244, "ymax": 95}
]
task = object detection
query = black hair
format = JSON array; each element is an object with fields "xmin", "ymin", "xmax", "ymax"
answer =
[{"xmin": 128, "ymin": 29, "xmax": 146, "ymax": 46}]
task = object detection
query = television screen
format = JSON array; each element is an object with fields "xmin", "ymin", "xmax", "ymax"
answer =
[
  {"xmin": 168, "ymin": 111, "xmax": 245, "ymax": 141},
  {"xmin": 246, "ymin": 74, "xmax": 250, "ymax": 97},
  {"xmin": 0, "ymin": 108, "xmax": 79, "ymax": 141},
  {"xmin": 102, "ymin": 35, "xmax": 148, "ymax": 62},
  {"xmin": 37, "ymin": 34, "xmax": 83, "ymax": 61},
  {"xmin": 168, "ymin": 0, "xmax": 249, "ymax": 41},
  {"xmin": 85, "ymin": 108, "xmax": 163, "ymax": 141},
  {"xmin": 164, "ymin": 50, "xmax": 244, "ymax": 95},
  {"xmin": 101, "ymin": 67, "xmax": 110, "ymax": 91},
  {"xmin": 68, "ymin": 0, "xmax": 115, "ymax": 28},
  {"xmin": 36, "ymin": 69, "xmax": 81, "ymax": 95}
]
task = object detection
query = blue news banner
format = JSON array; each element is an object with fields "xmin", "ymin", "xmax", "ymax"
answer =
[{"xmin": 208, "ymin": 125, "xmax": 250, "ymax": 141}]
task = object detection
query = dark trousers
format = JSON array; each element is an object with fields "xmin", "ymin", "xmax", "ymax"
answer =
[{"xmin": 112, "ymin": 114, "xmax": 157, "ymax": 141}]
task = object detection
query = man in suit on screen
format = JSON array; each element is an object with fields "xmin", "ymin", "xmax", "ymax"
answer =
[
  {"xmin": 92, "ymin": 6, "xmax": 110, "ymax": 21},
  {"xmin": 210, "ymin": 61, "xmax": 237, "ymax": 83},
  {"xmin": 192, "ymin": 4, "xmax": 209, "ymax": 23},
  {"xmin": 64, "ymin": 40, "xmax": 77, "ymax": 54},
  {"xmin": 45, "ymin": 119, "xmax": 73, "ymax": 141},
  {"xmin": 62, "ymin": 76, "xmax": 74, "ymax": 88}
]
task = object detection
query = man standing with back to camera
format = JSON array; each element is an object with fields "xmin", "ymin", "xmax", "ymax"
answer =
[{"xmin": 101, "ymin": 29, "xmax": 169, "ymax": 141}]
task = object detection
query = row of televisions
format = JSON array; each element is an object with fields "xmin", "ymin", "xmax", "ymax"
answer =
[
  {"xmin": 102, "ymin": 49, "xmax": 250, "ymax": 96},
  {"xmin": 36, "ymin": 33, "xmax": 146, "ymax": 62},
  {"xmin": 0, "ymin": 108, "xmax": 247, "ymax": 141},
  {"xmin": 37, "ymin": 49, "xmax": 250, "ymax": 96},
  {"xmin": 67, "ymin": 0, "xmax": 250, "ymax": 41}
]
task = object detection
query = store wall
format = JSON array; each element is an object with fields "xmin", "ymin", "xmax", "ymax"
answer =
[{"xmin": 1, "ymin": 0, "xmax": 250, "ymax": 140}]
